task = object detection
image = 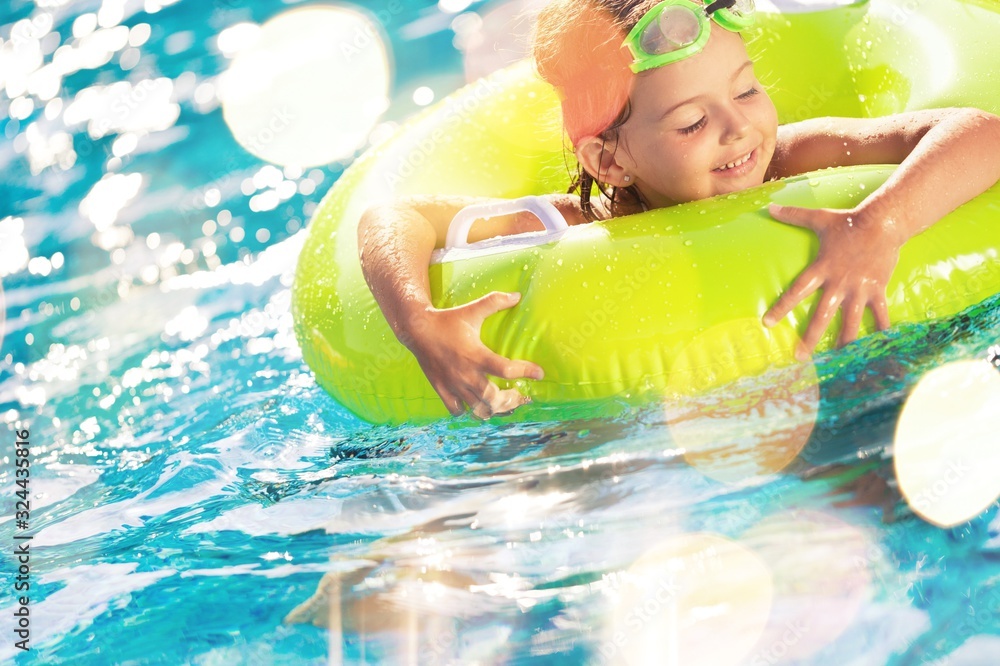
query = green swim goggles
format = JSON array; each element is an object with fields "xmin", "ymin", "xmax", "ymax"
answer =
[{"xmin": 623, "ymin": 0, "xmax": 757, "ymax": 73}]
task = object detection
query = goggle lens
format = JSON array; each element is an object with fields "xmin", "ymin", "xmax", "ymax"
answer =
[
  {"xmin": 625, "ymin": 0, "xmax": 757, "ymax": 72},
  {"xmin": 640, "ymin": 6, "xmax": 701, "ymax": 56}
]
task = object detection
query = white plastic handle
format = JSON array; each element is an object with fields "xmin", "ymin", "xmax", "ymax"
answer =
[{"xmin": 445, "ymin": 196, "xmax": 569, "ymax": 249}]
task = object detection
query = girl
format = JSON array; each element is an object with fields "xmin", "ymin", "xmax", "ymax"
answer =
[{"xmin": 357, "ymin": 0, "xmax": 1000, "ymax": 420}]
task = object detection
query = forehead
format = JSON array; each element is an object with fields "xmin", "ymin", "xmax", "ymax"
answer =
[{"xmin": 630, "ymin": 24, "xmax": 751, "ymax": 107}]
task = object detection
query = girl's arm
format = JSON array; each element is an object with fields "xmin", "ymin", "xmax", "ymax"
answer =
[
  {"xmin": 770, "ymin": 108, "xmax": 1000, "ymax": 233},
  {"xmin": 762, "ymin": 107, "xmax": 1000, "ymax": 358},
  {"xmin": 358, "ymin": 195, "xmax": 532, "ymax": 338},
  {"xmin": 357, "ymin": 194, "xmax": 582, "ymax": 417}
]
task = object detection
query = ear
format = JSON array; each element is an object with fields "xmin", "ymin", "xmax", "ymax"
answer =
[{"xmin": 575, "ymin": 135, "xmax": 631, "ymax": 188}]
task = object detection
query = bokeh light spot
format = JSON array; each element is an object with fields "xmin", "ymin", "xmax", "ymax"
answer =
[
  {"xmin": 79, "ymin": 172, "xmax": 143, "ymax": 231},
  {"xmin": 608, "ymin": 533, "xmax": 772, "ymax": 666},
  {"xmin": 457, "ymin": 0, "xmax": 546, "ymax": 82},
  {"xmin": 439, "ymin": 0, "xmax": 475, "ymax": 13},
  {"xmin": 665, "ymin": 317, "xmax": 819, "ymax": 483},
  {"xmin": 740, "ymin": 510, "xmax": 872, "ymax": 662},
  {"xmin": 894, "ymin": 360, "xmax": 1000, "ymax": 527},
  {"xmin": 0, "ymin": 278, "xmax": 5, "ymax": 354},
  {"xmin": 285, "ymin": 559, "xmax": 478, "ymax": 663},
  {"xmin": 412, "ymin": 85, "xmax": 435, "ymax": 106},
  {"xmin": 219, "ymin": 7, "xmax": 391, "ymax": 168},
  {"xmin": 0, "ymin": 217, "xmax": 31, "ymax": 278}
]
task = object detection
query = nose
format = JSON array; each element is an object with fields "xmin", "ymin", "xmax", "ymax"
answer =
[{"xmin": 719, "ymin": 103, "xmax": 752, "ymax": 144}]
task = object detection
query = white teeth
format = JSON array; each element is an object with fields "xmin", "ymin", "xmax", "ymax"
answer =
[{"xmin": 717, "ymin": 151, "xmax": 752, "ymax": 171}]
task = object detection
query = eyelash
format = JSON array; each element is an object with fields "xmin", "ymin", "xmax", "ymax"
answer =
[
  {"xmin": 678, "ymin": 87, "xmax": 760, "ymax": 135},
  {"xmin": 679, "ymin": 118, "xmax": 706, "ymax": 135}
]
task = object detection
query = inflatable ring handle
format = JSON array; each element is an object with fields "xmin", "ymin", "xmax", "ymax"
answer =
[{"xmin": 445, "ymin": 196, "xmax": 569, "ymax": 249}]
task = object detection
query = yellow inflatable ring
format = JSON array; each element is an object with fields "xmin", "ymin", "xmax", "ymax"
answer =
[{"xmin": 292, "ymin": 0, "xmax": 1000, "ymax": 425}]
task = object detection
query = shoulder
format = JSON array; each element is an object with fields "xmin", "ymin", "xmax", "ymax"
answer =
[
  {"xmin": 538, "ymin": 193, "xmax": 597, "ymax": 227},
  {"xmin": 537, "ymin": 192, "xmax": 630, "ymax": 227},
  {"xmin": 766, "ymin": 119, "xmax": 848, "ymax": 180}
]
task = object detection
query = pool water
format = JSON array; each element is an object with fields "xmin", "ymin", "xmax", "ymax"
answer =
[{"xmin": 2, "ymin": 0, "xmax": 1000, "ymax": 664}]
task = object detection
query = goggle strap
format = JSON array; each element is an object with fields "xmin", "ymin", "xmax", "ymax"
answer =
[{"xmin": 704, "ymin": 0, "xmax": 737, "ymax": 15}]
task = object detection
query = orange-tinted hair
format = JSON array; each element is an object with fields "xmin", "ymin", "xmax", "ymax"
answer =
[{"xmin": 531, "ymin": 0, "xmax": 659, "ymax": 219}]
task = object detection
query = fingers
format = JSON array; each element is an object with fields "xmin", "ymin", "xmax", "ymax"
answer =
[
  {"xmin": 416, "ymin": 291, "xmax": 536, "ymax": 419},
  {"xmin": 459, "ymin": 382, "xmax": 492, "ymax": 420},
  {"xmin": 484, "ymin": 354, "xmax": 545, "ymax": 381},
  {"xmin": 427, "ymin": 350, "xmax": 540, "ymax": 421},
  {"xmin": 763, "ymin": 268, "xmax": 823, "ymax": 328},
  {"xmin": 466, "ymin": 291, "xmax": 522, "ymax": 322},
  {"xmin": 797, "ymin": 288, "xmax": 844, "ymax": 361},
  {"xmin": 836, "ymin": 290, "xmax": 889, "ymax": 347},
  {"xmin": 455, "ymin": 359, "xmax": 540, "ymax": 419},
  {"xmin": 768, "ymin": 204, "xmax": 830, "ymax": 229},
  {"xmin": 438, "ymin": 392, "xmax": 465, "ymax": 416},
  {"xmin": 491, "ymin": 387, "xmax": 531, "ymax": 415},
  {"xmin": 464, "ymin": 381, "xmax": 529, "ymax": 420},
  {"xmin": 836, "ymin": 297, "xmax": 866, "ymax": 348},
  {"xmin": 428, "ymin": 371, "xmax": 487, "ymax": 418},
  {"xmin": 470, "ymin": 399, "xmax": 493, "ymax": 421},
  {"xmin": 772, "ymin": 282, "xmax": 891, "ymax": 360},
  {"xmin": 466, "ymin": 346, "xmax": 544, "ymax": 420},
  {"xmin": 433, "ymin": 383, "xmax": 465, "ymax": 417},
  {"xmin": 872, "ymin": 295, "xmax": 891, "ymax": 330},
  {"xmin": 474, "ymin": 352, "xmax": 544, "ymax": 419}
]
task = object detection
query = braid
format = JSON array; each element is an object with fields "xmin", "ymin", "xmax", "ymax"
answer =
[
  {"xmin": 569, "ymin": 169, "xmax": 598, "ymax": 222},
  {"xmin": 569, "ymin": 167, "xmax": 644, "ymax": 221}
]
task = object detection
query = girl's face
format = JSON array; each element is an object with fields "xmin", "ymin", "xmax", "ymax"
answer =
[{"xmin": 615, "ymin": 23, "xmax": 778, "ymax": 208}]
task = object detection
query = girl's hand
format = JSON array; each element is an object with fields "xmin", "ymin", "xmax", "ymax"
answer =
[
  {"xmin": 400, "ymin": 291, "xmax": 545, "ymax": 419},
  {"xmin": 762, "ymin": 203, "xmax": 904, "ymax": 360}
]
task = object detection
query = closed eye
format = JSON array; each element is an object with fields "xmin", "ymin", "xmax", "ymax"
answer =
[
  {"xmin": 678, "ymin": 87, "xmax": 760, "ymax": 135},
  {"xmin": 679, "ymin": 117, "xmax": 706, "ymax": 135}
]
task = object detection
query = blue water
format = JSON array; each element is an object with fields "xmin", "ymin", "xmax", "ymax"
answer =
[{"xmin": 2, "ymin": 0, "xmax": 1000, "ymax": 664}]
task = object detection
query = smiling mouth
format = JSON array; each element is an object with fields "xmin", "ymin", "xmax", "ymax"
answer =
[{"xmin": 713, "ymin": 149, "xmax": 755, "ymax": 172}]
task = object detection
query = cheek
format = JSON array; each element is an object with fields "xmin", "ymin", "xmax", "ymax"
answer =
[
  {"xmin": 632, "ymin": 131, "xmax": 713, "ymax": 185},
  {"xmin": 658, "ymin": 145, "xmax": 699, "ymax": 180},
  {"xmin": 683, "ymin": 141, "xmax": 718, "ymax": 173},
  {"xmin": 759, "ymin": 95, "xmax": 779, "ymax": 135},
  {"xmin": 634, "ymin": 134, "xmax": 682, "ymax": 171}
]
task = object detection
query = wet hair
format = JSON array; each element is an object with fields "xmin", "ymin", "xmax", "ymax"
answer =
[{"xmin": 532, "ymin": 0, "xmax": 660, "ymax": 221}]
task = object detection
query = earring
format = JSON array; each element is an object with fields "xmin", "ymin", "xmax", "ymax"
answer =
[{"xmin": 623, "ymin": 175, "xmax": 631, "ymax": 183}]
